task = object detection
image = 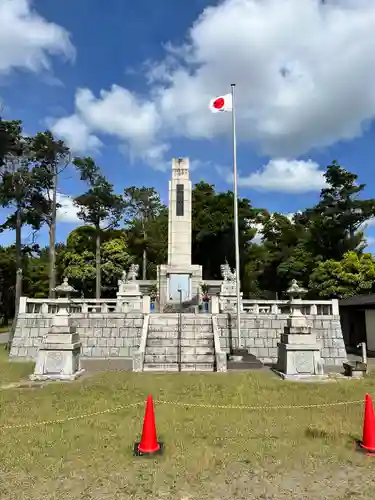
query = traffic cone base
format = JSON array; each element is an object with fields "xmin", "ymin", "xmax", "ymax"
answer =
[
  {"xmin": 357, "ymin": 440, "xmax": 375, "ymax": 456},
  {"xmin": 133, "ymin": 441, "xmax": 164, "ymax": 457}
]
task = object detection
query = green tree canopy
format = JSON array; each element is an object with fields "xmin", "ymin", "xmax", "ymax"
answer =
[
  {"xmin": 123, "ymin": 186, "xmax": 165, "ymax": 279},
  {"xmin": 299, "ymin": 161, "xmax": 375, "ymax": 261},
  {"xmin": 192, "ymin": 181, "xmax": 258, "ymax": 280},
  {"xmin": 63, "ymin": 227, "xmax": 131, "ymax": 296},
  {"xmin": 309, "ymin": 251, "xmax": 375, "ymax": 298},
  {"xmin": 73, "ymin": 157, "xmax": 125, "ymax": 298}
]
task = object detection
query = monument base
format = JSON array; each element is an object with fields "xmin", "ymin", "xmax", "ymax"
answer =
[
  {"xmin": 157, "ymin": 264, "xmax": 203, "ymax": 307},
  {"xmin": 272, "ymin": 369, "xmax": 329, "ymax": 382},
  {"xmin": 30, "ymin": 342, "xmax": 84, "ymax": 382},
  {"xmin": 29, "ymin": 369, "xmax": 85, "ymax": 382}
]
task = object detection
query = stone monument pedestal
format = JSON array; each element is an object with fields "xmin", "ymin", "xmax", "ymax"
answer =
[
  {"xmin": 116, "ymin": 265, "xmax": 143, "ymax": 312},
  {"xmin": 275, "ymin": 327, "xmax": 325, "ymax": 380},
  {"xmin": 218, "ymin": 263, "xmax": 244, "ymax": 356},
  {"xmin": 117, "ymin": 282, "xmax": 142, "ymax": 309},
  {"xmin": 30, "ymin": 296, "xmax": 84, "ymax": 381},
  {"xmin": 30, "ymin": 330, "xmax": 84, "ymax": 381},
  {"xmin": 219, "ymin": 278, "xmax": 243, "ymax": 313}
]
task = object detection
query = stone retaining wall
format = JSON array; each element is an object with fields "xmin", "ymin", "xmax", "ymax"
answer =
[
  {"xmin": 217, "ymin": 313, "xmax": 347, "ymax": 366},
  {"xmin": 10, "ymin": 313, "xmax": 143, "ymax": 361},
  {"xmin": 10, "ymin": 308, "xmax": 347, "ymax": 368}
]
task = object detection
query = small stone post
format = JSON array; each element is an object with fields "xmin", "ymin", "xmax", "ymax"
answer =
[{"xmin": 30, "ymin": 278, "xmax": 85, "ymax": 381}]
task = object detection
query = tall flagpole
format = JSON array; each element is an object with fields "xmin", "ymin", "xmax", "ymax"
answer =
[{"xmin": 231, "ymin": 83, "xmax": 242, "ymax": 349}]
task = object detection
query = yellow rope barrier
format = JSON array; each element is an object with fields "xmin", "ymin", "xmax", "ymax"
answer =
[{"xmin": 0, "ymin": 399, "xmax": 363, "ymax": 431}]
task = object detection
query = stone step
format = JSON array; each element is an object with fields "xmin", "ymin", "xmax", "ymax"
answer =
[
  {"xmin": 144, "ymin": 353, "xmax": 215, "ymax": 363},
  {"xmin": 181, "ymin": 363, "xmax": 215, "ymax": 372},
  {"xmin": 150, "ymin": 311, "xmax": 212, "ymax": 321},
  {"xmin": 227, "ymin": 361, "xmax": 264, "ymax": 370},
  {"xmin": 143, "ymin": 363, "xmax": 179, "ymax": 372},
  {"xmin": 148, "ymin": 327, "xmax": 213, "ymax": 332},
  {"xmin": 148, "ymin": 325, "xmax": 213, "ymax": 331},
  {"xmin": 149, "ymin": 319, "xmax": 212, "ymax": 326},
  {"xmin": 145, "ymin": 346, "xmax": 214, "ymax": 356},
  {"xmin": 143, "ymin": 362, "xmax": 215, "ymax": 372},
  {"xmin": 148, "ymin": 330, "xmax": 213, "ymax": 336},
  {"xmin": 227, "ymin": 352, "xmax": 264, "ymax": 371},
  {"xmin": 146, "ymin": 338, "xmax": 214, "ymax": 348},
  {"xmin": 147, "ymin": 331, "xmax": 213, "ymax": 339}
]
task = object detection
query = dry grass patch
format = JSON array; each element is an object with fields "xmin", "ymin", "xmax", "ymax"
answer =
[
  {"xmin": 0, "ymin": 363, "xmax": 374, "ymax": 499},
  {"xmin": 0, "ymin": 348, "xmax": 34, "ymax": 384}
]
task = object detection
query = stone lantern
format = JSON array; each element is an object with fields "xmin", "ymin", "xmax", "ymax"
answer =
[
  {"xmin": 287, "ymin": 280, "xmax": 307, "ymax": 328},
  {"xmin": 54, "ymin": 277, "xmax": 76, "ymax": 297},
  {"xmin": 274, "ymin": 280, "xmax": 325, "ymax": 380},
  {"xmin": 30, "ymin": 278, "xmax": 84, "ymax": 381}
]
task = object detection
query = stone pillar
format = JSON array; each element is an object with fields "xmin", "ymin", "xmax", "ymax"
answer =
[
  {"xmin": 30, "ymin": 279, "xmax": 84, "ymax": 381},
  {"xmin": 168, "ymin": 157, "xmax": 192, "ymax": 267},
  {"xmin": 157, "ymin": 158, "xmax": 203, "ymax": 307},
  {"xmin": 210, "ymin": 296, "xmax": 220, "ymax": 314},
  {"xmin": 275, "ymin": 280, "xmax": 325, "ymax": 380}
]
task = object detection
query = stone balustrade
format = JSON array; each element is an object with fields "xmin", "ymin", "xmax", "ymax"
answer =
[
  {"xmin": 19, "ymin": 296, "xmax": 149, "ymax": 315},
  {"xmin": 241, "ymin": 299, "xmax": 338, "ymax": 317},
  {"xmin": 20, "ymin": 296, "xmax": 338, "ymax": 317}
]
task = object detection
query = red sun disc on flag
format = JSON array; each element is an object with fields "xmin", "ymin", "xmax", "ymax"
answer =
[{"xmin": 213, "ymin": 97, "xmax": 224, "ymax": 110}]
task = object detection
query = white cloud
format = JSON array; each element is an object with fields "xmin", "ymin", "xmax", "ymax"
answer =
[
  {"xmin": 362, "ymin": 217, "xmax": 375, "ymax": 229},
  {"xmin": 238, "ymin": 159, "xmax": 326, "ymax": 193},
  {"xmin": 0, "ymin": 0, "xmax": 75, "ymax": 75},
  {"xmin": 55, "ymin": 192, "xmax": 80, "ymax": 223},
  {"xmin": 51, "ymin": 0, "xmax": 375, "ymax": 169},
  {"xmin": 52, "ymin": 86, "xmax": 167, "ymax": 166},
  {"xmin": 49, "ymin": 115, "xmax": 102, "ymax": 155}
]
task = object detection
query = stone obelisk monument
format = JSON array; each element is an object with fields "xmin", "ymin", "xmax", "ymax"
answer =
[{"xmin": 157, "ymin": 158, "xmax": 203, "ymax": 307}]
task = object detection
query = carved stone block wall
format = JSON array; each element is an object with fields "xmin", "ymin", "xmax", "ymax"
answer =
[
  {"xmin": 10, "ymin": 313, "xmax": 143, "ymax": 361},
  {"xmin": 216, "ymin": 314, "xmax": 347, "ymax": 366}
]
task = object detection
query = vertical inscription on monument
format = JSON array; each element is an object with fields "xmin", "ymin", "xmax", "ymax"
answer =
[{"xmin": 176, "ymin": 184, "xmax": 184, "ymax": 216}]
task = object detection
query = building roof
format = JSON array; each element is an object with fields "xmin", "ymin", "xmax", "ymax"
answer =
[{"xmin": 339, "ymin": 294, "xmax": 375, "ymax": 307}]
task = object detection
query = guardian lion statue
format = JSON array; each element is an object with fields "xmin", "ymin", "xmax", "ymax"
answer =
[{"xmin": 220, "ymin": 262, "xmax": 236, "ymax": 282}]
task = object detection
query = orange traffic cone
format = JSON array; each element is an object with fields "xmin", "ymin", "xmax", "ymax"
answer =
[
  {"xmin": 133, "ymin": 395, "xmax": 163, "ymax": 456},
  {"xmin": 358, "ymin": 394, "xmax": 375, "ymax": 455}
]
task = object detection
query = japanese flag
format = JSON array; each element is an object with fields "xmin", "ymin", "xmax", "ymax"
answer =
[{"xmin": 209, "ymin": 93, "xmax": 233, "ymax": 113}]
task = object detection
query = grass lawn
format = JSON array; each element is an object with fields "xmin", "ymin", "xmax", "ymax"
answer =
[
  {"xmin": 0, "ymin": 355, "xmax": 374, "ymax": 500},
  {"xmin": 0, "ymin": 348, "xmax": 34, "ymax": 384},
  {"xmin": 0, "ymin": 324, "xmax": 10, "ymax": 333}
]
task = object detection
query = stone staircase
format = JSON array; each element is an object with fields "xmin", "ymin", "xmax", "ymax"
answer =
[
  {"xmin": 162, "ymin": 302, "xmax": 197, "ymax": 313},
  {"xmin": 143, "ymin": 313, "xmax": 215, "ymax": 372}
]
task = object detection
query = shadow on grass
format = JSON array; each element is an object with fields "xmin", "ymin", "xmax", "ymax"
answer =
[{"xmin": 305, "ymin": 426, "xmax": 362, "ymax": 450}]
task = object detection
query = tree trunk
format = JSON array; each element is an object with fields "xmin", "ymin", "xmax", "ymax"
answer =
[
  {"xmin": 142, "ymin": 247, "xmax": 147, "ymax": 280},
  {"xmin": 142, "ymin": 223, "xmax": 147, "ymax": 280},
  {"xmin": 95, "ymin": 226, "xmax": 101, "ymax": 299},
  {"xmin": 48, "ymin": 170, "xmax": 57, "ymax": 297},
  {"xmin": 8, "ymin": 208, "xmax": 22, "ymax": 350}
]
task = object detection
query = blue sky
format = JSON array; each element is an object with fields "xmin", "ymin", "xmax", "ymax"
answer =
[{"xmin": 1, "ymin": 0, "xmax": 375, "ymax": 249}]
